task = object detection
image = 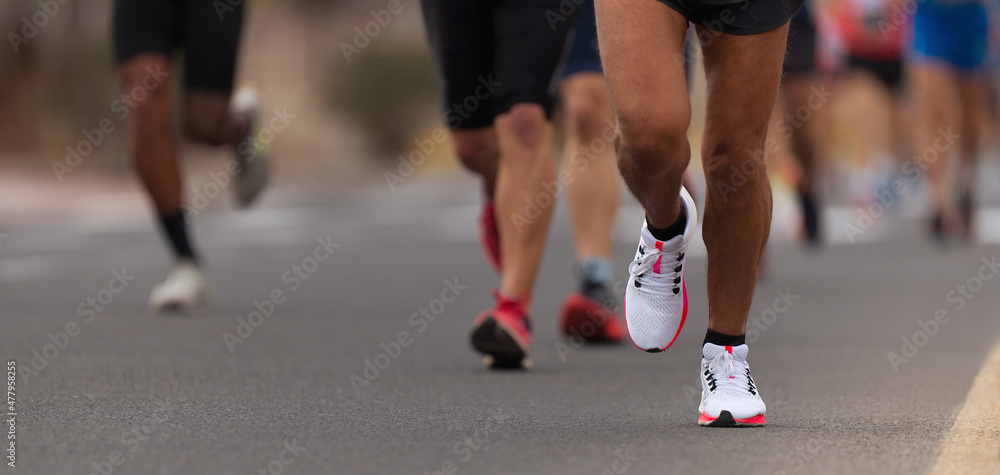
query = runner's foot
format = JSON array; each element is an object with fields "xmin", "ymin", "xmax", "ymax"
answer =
[
  {"xmin": 625, "ymin": 187, "xmax": 697, "ymax": 352},
  {"xmin": 560, "ymin": 261, "xmax": 625, "ymax": 343},
  {"xmin": 698, "ymin": 343, "xmax": 766, "ymax": 427},
  {"xmin": 471, "ymin": 292, "xmax": 531, "ymax": 368},
  {"xmin": 231, "ymin": 89, "xmax": 269, "ymax": 208},
  {"xmin": 149, "ymin": 260, "xmax": 208, "ymax": 313}
]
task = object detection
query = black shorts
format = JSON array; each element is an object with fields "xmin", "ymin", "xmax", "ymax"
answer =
[
  {"xmin": 783, "ymin": 9, "xmax": 815, "ymax": 77},
  {"xmin": 847, "ymin": 55, "xmax": 903, "ymax": 91},
  {"xmin": 658, "ymin": 0, "xmax": 803, "ymax": 36},
  {"xmin": 420, "ymin": 0, "xmax": 576, "ymax": 130},
  {"xmin": 561, "ymin": 0, "xmax": 602, "ymax": 78},
  {"xmin": 113, "ymin": 0, "xmax": 243, "ymax": 92}
]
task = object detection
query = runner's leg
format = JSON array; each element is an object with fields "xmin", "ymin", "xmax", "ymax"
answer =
[{"xmin": 697, "ymin": 23, "xmax": 789, "ymax": 335}]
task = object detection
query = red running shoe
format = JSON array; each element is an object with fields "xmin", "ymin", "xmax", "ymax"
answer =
[
  {"xmin": 471, "ymin": 292, "xmax": 531, "ymax": 368},
  {"xmin": 559, "ymin": 281, "xmax": 625, "ymax": 343},
  {"xmin": 479, "ymin": 199, "xmax": 502, "ymax": 272}
]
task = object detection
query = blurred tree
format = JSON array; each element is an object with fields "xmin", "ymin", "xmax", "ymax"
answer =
[
  {"xmin": 0, "ymin": 2, "xmax": 42, "ymax": 153},
  {"xmin": 326, "ymin": 44, "xmax": 438, "ymax": 157}
]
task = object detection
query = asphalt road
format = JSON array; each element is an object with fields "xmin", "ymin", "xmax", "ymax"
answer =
[{"xmin": 1, "ymin": 176, "xmax": 999, "ymax": 474}]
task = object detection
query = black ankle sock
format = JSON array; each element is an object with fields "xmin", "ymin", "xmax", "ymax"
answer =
[
  {"xmin": 158, "ymin": 211, "xmax": 198, "ymax": 262},
  {"xmin": 704, "ymin": 329, "xmax": 746, "ymax": 347},
  {"xmin": 646, "ymin": 205, "xmax": 686, "ymax": 242}
]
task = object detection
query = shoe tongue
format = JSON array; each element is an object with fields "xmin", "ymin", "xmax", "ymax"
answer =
[
  {"xmin": 702, "ymin": 343, "xmax": 748, "ymax": 361},
  {"xmin": 640, "ymin": 225, "xmax": 685, "ymax": 252}
]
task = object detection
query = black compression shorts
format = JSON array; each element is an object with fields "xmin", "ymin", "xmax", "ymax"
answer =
[
  {"xmin": 420, "ymin": 0, "xmax": 576, "ymax": 130},
  {"xmin": 783, "ymin": 8, "xmax": 815, "ymax": 76},
  {"xmin": 658, "ymin": 0, "xmax": 803, "ymax": 36},
  {"xmin": 112, "ymin": 0, "xmax": 244, "ymax": 92}
]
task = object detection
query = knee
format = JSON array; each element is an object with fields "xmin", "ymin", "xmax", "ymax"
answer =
[
  {"xmin": 182, "ymin": 108, "xmax": 227, "ymax": 145},
  {"xmin": 702, "ymin": 141, "xmax": 769, "ymax": 191},
  {"xmin": 615, "ymin": 111, "xmax": 690, "ymax": 177},
  {"xmin": 498, "ymin": 103, "xmax": 548, "ymax": 152},
  {"xmin": 120, "ymin": 60, "xmax": 171, "ymax": 133},
  {"xmin": 564, "ymin": 87, "xmax": 612, "ymax": 143},
  {"xmin": 451, "ymin": 129, "xmax": 497, "ymax": 172}
]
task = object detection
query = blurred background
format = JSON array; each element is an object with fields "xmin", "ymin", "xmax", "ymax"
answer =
[
  {"xmin": 3, "ymin": 1, "xmax": 1000, "ymax": 474},
  {"xmin": 2, "ymin": 0, "xmax": 1000, "ymax": 245},
  {"xmin": 0, "ymin": 0, "xmax": 452, "ymax": 223}
]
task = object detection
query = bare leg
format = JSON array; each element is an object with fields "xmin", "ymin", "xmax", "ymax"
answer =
[
  {"xmin": 494, "ymin": 104, "xmax": 557, "ymax": 301},
  {"xmin": 781, "ymin": 74, "xmax": 824, "ymax": 243},
  {"xmin": 182, "ymin": 90, "xmax": 249, "ymax": 146},
  {"xmin": 561, "ymin": 73, "xmax": 619, "ymax": 260},
  {"xmin": 595, "ymin": 0, "xmax": 691, "ymax": 231},
  {"xmin": 697, "ymin": 24, "xmax": 789, "ymax": 335},
  {"xmin": 451, "ymin": 128, "xmax": 499, "ymax": 197},
  {"xmin": 958, "ymin": 76, "xmax": 986, "ymax": 193},
  {"xmin": 909, "ymin": 64, "xmax": 961, "ymax": 227},
  {"xmin": 120, "ymin": 53, "xmax": 180, "ymax": 215},
  {"xmin": 782, "ymin": 76, "xmax": 820, "ymax": 195}
]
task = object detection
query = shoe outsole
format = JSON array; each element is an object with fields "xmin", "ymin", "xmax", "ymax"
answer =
[
  {"xmin": 471, "ymin": 317, "xmax": 528, "ymax": 369},
  {"xmin": 159, "ymin": 303, "xmax": 188, "ymax": 314},
  {"xmin": 234, "ymin": 155, "xmax": 269, "ymax": 208},
  {"xmin": 153, "ymin": 299, "xmax": 204, "ymax": 315},
  {"xmin": 698, "ymin": 410, "xmax": 766, "ymax": 427}
]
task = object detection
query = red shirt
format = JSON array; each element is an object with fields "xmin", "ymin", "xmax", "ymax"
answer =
[{"xmin": 831, "ymin": 0, "xmax": 908, "ymax": 59}]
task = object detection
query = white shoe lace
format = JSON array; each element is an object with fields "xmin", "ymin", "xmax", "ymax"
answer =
[
  {"xmin": 627, "ymin": 245, "xmax": 684, "ymax": 297},
  {"xmin": 706, "ymin": 351, "xmax": 757, "ymax": 397}
]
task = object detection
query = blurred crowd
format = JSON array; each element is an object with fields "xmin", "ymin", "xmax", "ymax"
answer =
[
  {"xmin": 2, "ymin": 0, "xmax": 1000, "ymax": 247},
  {"xmin": 765, "ymin": 0, "xmax": 1000, "ymax": 244}
]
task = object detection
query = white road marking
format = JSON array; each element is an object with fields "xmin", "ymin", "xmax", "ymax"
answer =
[{"xmin": 928, "ymin": 340, "xmax": 1000, "ymax": 475}]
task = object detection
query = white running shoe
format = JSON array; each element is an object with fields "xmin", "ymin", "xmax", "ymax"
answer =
[
  {"xmin": 624, "ymin": 186, "xmax": 698, "ymax": 352},
  {"xmin": 231, "ymin": 88, "xmax": 269, "ymax": 208},
  {"xmin": 698, "ymin": 343, "xmax": 766, "ymax": 427},
  {"xmin": 149, "ymin": 261, "xmax": 208, "ymax": 313}
]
